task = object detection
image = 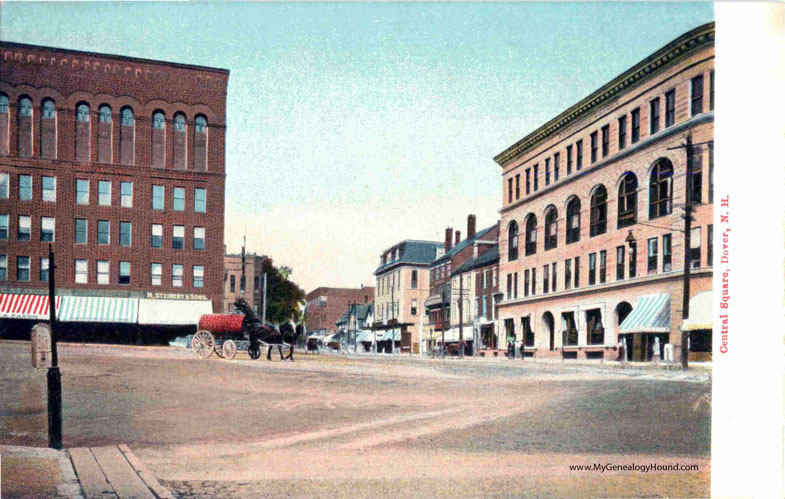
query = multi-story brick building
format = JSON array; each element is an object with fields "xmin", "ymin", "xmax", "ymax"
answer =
[
  {"xmin": 304, "ymin": 286, "xmax": 374, "ymax": 335},
  {"xmin": 223, "ymin": 252, "xmax": 267, "ymax": 314},
  {"xmin": 0, "ymin": 42, "xmax": 227, "ymax": 335},
  {"xmin": 496, "ymin": 23, "xmax": 714, "ymax": 362},
  {"xmin": 373, "ymin": 240, "xmax": 442, "ymax": 354},
  {"xmin": 452, "ymin": 241, "xmax": 500, "ymax": 354}
]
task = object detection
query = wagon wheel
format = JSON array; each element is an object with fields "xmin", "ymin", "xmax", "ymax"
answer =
[
  {"xmin": 214, "ymin": 340, "xmax": 225, "ymax": 359},
  {"xmin": 248, "ymin": 341, "xmax": 261, "ymax": 360},
  {"xmin": 192, "ymin": 330, "xmax": 215, "ymax": 359},
  {"xmin": 222, "ymin": 340, "xmax": 237, "ymax": 360}
]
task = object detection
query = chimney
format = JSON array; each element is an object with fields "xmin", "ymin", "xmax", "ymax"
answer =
[
  {"xmin": 455, "ymin": 231, "xmax": 461, "ymax": 245},
  {"xmin": 467, "ymin": 214, "xmax": 476, "ymax": 239},
  {"xmin": 445, "ymin": 227, "xmax": 453, "ymax": 251}
]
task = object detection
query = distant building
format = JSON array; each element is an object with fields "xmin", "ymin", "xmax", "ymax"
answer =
[
  {"xmin": 452, "ymin": 239, "xmax": 501, "ymax": 354},
  {"xmin": 223, "ymin": 251, "xmax": 267, "ymax": 314},
  {"xmin": 304, "ymin": 286, "xmax": 374, "ymax": 335}
]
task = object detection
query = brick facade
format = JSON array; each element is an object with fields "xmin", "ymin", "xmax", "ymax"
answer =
[
  {"xmin": 0, "ymin": 42, "xmax": 228, "ymax": 312},
  {"xmin": 223, "ymin": 253, "xmax": 267, "ymax": 314},
  {"xmin": 305, "ymin": 286, "xmax": 375, "ymax": 334}
]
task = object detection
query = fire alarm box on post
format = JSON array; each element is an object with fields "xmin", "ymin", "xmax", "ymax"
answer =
[{"xmin": 31, "ymin": 323, "xmax": 52, "ymax": 369}]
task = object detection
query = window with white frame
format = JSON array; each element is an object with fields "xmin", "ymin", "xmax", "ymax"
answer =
[
  {"xmin": 172, "ymin": 264, "xmax": 183, "ymax": 287},
  {"xmin": 151, "ymin": 224, "xmax": 162, "ymax": 248},
  {"xmin": 151, "ymin": 263, "xmax": 162, "ymax": 286},
  {"xmin": 75, "ymin": 259, "xmax": 88, "ymax": 283},
  {"xmin": 173, "ymin": 187, "xmax": 185, "ymax": 211},
  {"xmin": 97, "ymin": 260, "xmax": 109, "ymax": 284},
  {"xmin": 97, "ymin": 220, "xmax": 110, "ymax": 245},
  {"xmin": 98, "ymin": 180, "xmax": 111, "ymax": 206},
  {"xmin": 17, "ymin": 256, "xmax": 30, "ymax": 281},
  {"xmin": 40, "ymin": 217, "xmax": 55, "ymax": 242},
  {"xmin": 0, "ymin": 174, "xmax": 8, "ymax": 198},
  {"xmin": 194, "ymin": 187, "xmax": 206, "ymax": 213},
  {"xmin": 76, "ymin": 179, "xmax": 89, "ymax": 205},
  {"xmin": 18, "ymin": 215, "xmax": 31, "ymax": 241},
  {"xmin": 152, "ymin": 185, "xmax": 164, "ymax": 210},
  {"xmin": 193, "ymin": 265, "xmax": 204, "ymax": 288},
  {"xmin": 194, "ymin": 226, "xmax": 205, "ymax": 250},
  {"xmin": 42, "ymin": 176, "xmax": 56, "ymax": 202},
  {"xmin": 172, "ymin": 225, "xmax": 184, "ymax": 249},
  {"xmin": 40, "ymin": 257, "xmax": 49, "ymax": 282},
  {"xmin": 120, "ymin": 181, "xmax": 133, "ymax": 207},
  {"xmin": 119, "ymin": 261, "xmax": 131, "ymax": 285}
]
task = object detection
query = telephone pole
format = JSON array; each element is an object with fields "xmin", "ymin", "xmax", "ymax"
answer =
[
  {"xmin": 458, "ymin": 270, "xmax": 464, "ymax": 359},
  {"xmin": 261, "ymin": 272, "xmax": 268, "ymax": 325},
  {"xmin": 681, "ymin": 134, "xmax": 694, "ymax": 370}
]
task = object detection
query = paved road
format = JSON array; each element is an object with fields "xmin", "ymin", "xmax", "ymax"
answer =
[{"xmin": 0, "ymin": 341, "xmax": 710, "ymax": 498}]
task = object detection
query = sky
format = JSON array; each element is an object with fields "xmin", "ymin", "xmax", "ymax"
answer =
[{"xmin": 0, "ymin": 2, "xmax": 714, "ymax": 293}]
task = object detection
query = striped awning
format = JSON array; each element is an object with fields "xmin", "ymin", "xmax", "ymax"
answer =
[
  {"xmin": 355, "ymin": 330, "xmax": 374, "ymax": 342},
  {"xmin": 620, "ymin": 294, "xmax": 671, "ymax": 333},
  {"xmin": 0, "ymin": 294, "xmax": 61, "ymax": 320},
  {"xmin": 58, "ymin": 296, "xmax": 138, "ymax": 323},
  {"xmin": 380, "ymin": 329, "xmax": 401, "ymax": 341}
]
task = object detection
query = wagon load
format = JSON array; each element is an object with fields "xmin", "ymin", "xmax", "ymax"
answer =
[{"xmin": 198, "ymin": 314, "xmax": 244, "ymax": 334}]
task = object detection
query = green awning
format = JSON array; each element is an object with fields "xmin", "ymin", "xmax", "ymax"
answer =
[
  {"xmin": 381, "ymin": 329, "xmax": 401, "ymax": 341},
  {"xmin": 355, "ymin": 330, "xmax": 374, "ymax": 342},
  {"xmin": 620, "ymin": 294, "xmax": 671, "ymax": 333}
]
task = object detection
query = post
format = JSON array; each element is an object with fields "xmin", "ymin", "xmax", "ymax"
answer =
[
  {"xmin": 681, "ymin": 134, "xmax": 693, "ymax": 370},
  {"xmin": 262, "ymin": 272, "xmax": 268, "ymax": 324},
  {"xmin": 353, "ymin": 301, "xmax": 357, "ymax": 353},
  {"xmin": 47, "ymin": 244, "xmax": 62, "ymax": 449},
  {"xmin": 440, "ymin": 289, "xmax": 446, "ymax": 358},
  {"xmin": 459, "ymin": 271, "xmax": 464, "ymax": 359}
]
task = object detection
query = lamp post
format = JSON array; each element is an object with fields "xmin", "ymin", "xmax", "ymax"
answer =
[{"xmin": 47, "ymin": 244, "xmax": 62, "ymax": 449}]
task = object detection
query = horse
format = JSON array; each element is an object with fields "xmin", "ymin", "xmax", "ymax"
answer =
[{"xmin": 233, "ymin": 298, "xmax": 303, "ymax": 361}]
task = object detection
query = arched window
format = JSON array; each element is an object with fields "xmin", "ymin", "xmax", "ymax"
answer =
[
  {"xmin": 75, "ymin": 103, "xmax": 91, "ymax": 162},
  {"xmin": 97, "ymin": 104, "xmax": 112, "ymax": 163},
  {"xmin": 524, "ymin": 214, "xmax": 537, "ymax": 256},
  {"xmin": 173, "ymin": 112, "xmax": 187, "ymax": 169},
  {"xmin": 508, "ymin": 221, "xmax": 519, "ymax": 261},
  {"xmin": 589, "ymin": 185, "xmax": 607, "ymax": 237},
  {"xmin": 40, "ymin": 99, "xmax": 57, "ymax": 159},
  {"xmin": 193, "ymin": 114, "xmax": 207, "ymax": 171},
  {"xmin": 544, "ymin": 206, "xmax": 558, "ymax": 250},
  {"xmin": 649, "ymin": 159, "xmax": 673, "ymax": 219},
  {"xmin": 617, "ymin": 173, "xmax": 638, "ymax": 228},
  {"xmin": 566, "ymin": 197, "xmax": 581, "ymax": 244},
  {"xmin": 17, "ymin": 97, "xmax": 33, "ymax": 157},
  {"xmin": 152, "ymin": 111, "xmax": 166, "ymax": 168},
  {"xmin": 0, "ymin": 94, "xmax": 8, "ymax": 156},
  {"xmin": 120, "ymin": 107, "xmax": 134, "ymax": 165}
]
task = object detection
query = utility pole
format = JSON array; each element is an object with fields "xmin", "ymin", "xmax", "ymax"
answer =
[
  {"xmin": 352, "ymin": 301, "xmax": 357, "ymax": 353},
  {"xmin": 261, "ymin": 272, "xmax": 268, "ymax": 325},
  {"xmin": 458, "ymin": 270, "xmax": 464, "ymax": 359},
  {"xmin": 47, "ymin": 244, "xmax": 62, "ymax": 449},
  {"xmin": 240, "ymin": 233, "xmax": 246, "ymax": 295},
  {"xmin": 681, "ymin": 134, "xmax": 694, "ymax": 370},
  {"xmin": 440, "ymin": 288, "xmax": 446, "ymax": 358}
]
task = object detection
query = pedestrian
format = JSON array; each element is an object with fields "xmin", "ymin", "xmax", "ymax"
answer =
[
  {"xmin": 520, "ymin": 339, "xmax": 525, "ymax": 360},
  {"xmin": 507, "ymin": 339, "xmax": 514, "ymax": 360}
]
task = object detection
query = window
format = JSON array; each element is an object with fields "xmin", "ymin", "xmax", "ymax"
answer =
[
  {"xmin": 96, "ymin": 260, "xmax": 109, "ymax": 285},
  {"xmin": 601, "ymin": 125, "xmax": 609, "ymax": 158},
  {"xmin": 0, "ymin": 255, "xmax": 6, "ymax": 281},
  {"xmin": 629, "ymin": 241, "xmax": 637, "ymax": 278},
  {"xmin": 75, "ymin": 259, "xmax": 88, "ymax": 283},
  {"xmin": 17, "ymin": 256, "xmax": 30, "ymax": 281},
  {"xmin": 530, "ymin": 268, "xmax": 536, "ymax": 295},
  {"xmin": 545, "ymin": 158, "xmax": 550, "ymax": 186},
  {"xmin": 554, "ymin": 153, "xmax": 560, "ymax": 181},
  {"xmin": 193, "ymin": 115, "xmax": 207, "ymax": 134},
  {"xmin": 616, "ymin": 246, "xmax": 625, "ymax": 280},
  {"xmin": 17, "ymin": 97, "xmax": 33, "ymax": 157},
  {"xmin": 119, "ymin": 221, "xmax": 132, "ymax": 247},
  {"xmin": 97, "ymin": 105, "xmax": 112, "ymax": 163},
  {"xmin": 631, "ymin": 108, "xmax": 640, "ymax": 143},
  {"xmin": 151, "ymin": 224, "xmax": 163, "ymax": 248},
  {"xmin": 173, "ymin": 113, "xmax": 187, "ymax": 169},
  {"xmin": 562, "ymin": 312, "xmax": 578, "ymax": 346},
  {"xmin": 689, "ymin": 147, "xmax": 703, "ymax": 205},
  {"xmin": 77, "ymin": 103, "xmax": 90, "ymax": 122},
  {"xmin": 75, "ymin": 218, "xmax": 87, "ymax": 244},
  {"xmin": 118, "ymin": 261, "xmax": 131, "ymax": 285},
  {"xmin": 565, "ymin": 259, "xmax": 572, "ymax": 290},
  {"xmin": 99, "ymin": 105, "xmax": 112, "ymax": 123},
  {"xmin": 152, "ymin": 185, "xmax": 164, "ymax": 210},
  {"xmin": 576, "ymin": 140, "xmax": 583, "ymax": 170},
  {"xmin": 599, "ymin": 250, "xmax": 606, "ymax": 284},
  {"xmin": 151, "ymin": 263, "xmax": 162, "ymax": 286},
  {"xmin": 174, "ymin": 113, "xmax": 186, "ymax": 132},
  {"xmin": 617, "ymin": 173, "xmax": 638, "ymax": 228},
  {"xmin": 551, "ymin": 262, "xmax": 557, "ymax": 292},
  {"xmin": 410, "ymin": 298, "xmax": 417, "ymax": 315},
  {"xmin": 544, "ymin": 206, "xmax": 557, "ymax": 250},
  {"xmin": 98, "ymin": 180, "xmax": 111, "ymax": 206},
  {"xmin": 172, "ymin": 225, "xmax": 184, "ymax": 249},
  {"xmin": 152, "ymin": 110, "xmax": 166, "ymax": 168},
  {"xmin": 691, "ymin": 75, "xmax": 704, "ymax": 116},
  {"xmin": 589, "ymin": 253, "xmax": 596, "ymax": 285},
  {"xmin": 590, "ymin": 132, "xmax": 598, "ymax": 163},
  {"xmin": 173, "ymin": 187, "xmax": 185, "ymax": 211},
  {"xmin": 40, "ymin": 257, "xmax": 49, "ymax": 282},
  {"xmin": 120, "ymin": 108, "xmax": 134, "ymax": 165},
  {"xmin": 515, "ymin": 174, "xmax": 520, "ymax": 199},
  {"xmin": 665, "ymin": 89, "xmax": 676, "ymax": 127},
  {"xmin": 566, "ymin": 145, "xmax": 573, "ymax": 174},
  {"xmin": 75, "ymin": 103, "xmax": 91, "ymax": 161},
  {"xmin": 40, "ymin": 217, "xmax": 55, "ymax": 242},
  {"xmin": 412, "ymin": 270, "xmax": 418, "ymax": 288},
  {"xmin": 0, "ymin": 94, "xmax": 7, "ymax": 114},
  {"xmin": 508, "ymin": 221, "xmax": 519, "ymax": 261},
  {"xmin": 524, "ymin": 269, "xmax": 530, "ymax": 297},
  {"xmin": 18, "ymin": 215, "xmax": 31, "ymax": 241},
  {"xmin": 525, "ymin": 168, "xmax": 531, "ymax": 194},
  {"xmin": 507, "ymin": 178, "xmax": 513, "ymax": 203},
  {"xmin": 543, "ymin": 265, "xmax": 549, "ymax": 293},
  {"xmin": 524, "ymin": 214, "xmax": 537, "ymax": 256},
  {"xmin": 663, "ymin": 234, "xmax": 672, "ymax": 272},
  {"xmin": 649, "ymin": 159, "xmax": 674, "ymax": 219},
  {"xmin": 153, "ymin": 111, "xmax": 165, "ymax": 130},
  {"xmin": 193, "ymin": 265, "xmax": 204, "ymax": 288},
  {"xmin": 650, "ymin": 98, "xmax": 660, "ymax": 134},
  {"xmin": 0, "ymin": 174, "xmax": 8, "ymax": 198},
  {"xmin": 618, "ymin": 116, "xmax": 627, "ymax": 150},
  {"xmin": 513, "ymin": 272, "xmax": 518, "ymax": 299},
  {"xmin": 690, "ymin": 227, "xmax": 701, "ymax": 269},
  {"xmin": 194, "ymin": 226, "xmax": 205, "ymax": 250},
  {"xmin": 574, "ymin": 256, "xmax": 580, "ymax": 288},
  {"xmin": 39, "ymin": 176, "xmax": 56, "ymax": 203},
  {"xmin": 566, "ymin": 197, "xmax": 580, "ymax": 244},
  {"xmin": 76, "ymin": 179, "xmax": 89, "ymax": 205},
  {"xmin": 194, "ymin": 188, "xmax": 206, "ymax": 212},
  {"xmin": 19, "ymin": 174, "xmax": 32, "ymax": 200},
  {"xmin": 707, "ymin": 225, "xmax": 713, "ymax": 266},
  {"xmin": 97, "ymin": 220, "xmax": 110, "ymax": 245},
  {"xmin": 533, "ymin": 164, "xmax": 539, "ymax": 191},
  {"xmin": 121, "ymin": 182, "xmax": 133, "ymax": 207},
  {"xmin": 647, "ymin": 237, "xmax": 658, "ymax": 274},
  {"xmin": 709, "ymin": 71, "xmax": 714, "ymax": 111},
  {"xmin": 0, "ymin": 214, "xmax": 7, "ymax": 241},
  {"xmin": 120, "ymin": 107, "xmax": 134, "ymax": 127},
  {"xmin": 709, "ymin": 142, "xmax": 714, "ymax": 203},
  {"xmin": 172, "ymin": 264, "xmax": 183, "ymax": 287},
  {"xmin": 589, "ymin": 186, "xmax": 607, "ymax": 237}
]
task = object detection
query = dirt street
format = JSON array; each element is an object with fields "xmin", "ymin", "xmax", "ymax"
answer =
[{"xmin": 0, "ymin": 341, "xmax": 710, "ymax": 498}]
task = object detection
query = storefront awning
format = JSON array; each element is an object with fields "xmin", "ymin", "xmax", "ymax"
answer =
[
  {"xmin": 424, "ymin": 295, "xmax": 445, "ymax": 308},
  {"xmin": 443, "ymin": 327, "xmax": 473, "ymax": 343},
  {"xmin": 620, "ymin": 294, "xmax": 671, "ymax": 333},
  {"xmin": 59, "ymin": 296, "xmax": 138, "ymax": 323},
  {"xmin": 0, "ymin": 294, "xmax": 61, "ymax": 320},
  {"xmin": 380, "ymin": 329, "xmax": 401, "ymax": 341},
  {"xmin": 137, "ymin": 299, "xmax": 213, "ymax": 326},
  {"xmin": 355, "ymin": 330, "xmax": 374, "ymax": 342},
  {"xmin": 683, "ymin": 291, "xmax": 712, "ymax": 331}
]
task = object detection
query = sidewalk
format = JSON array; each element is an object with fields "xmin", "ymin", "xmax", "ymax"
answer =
[{"xmin": 1, "ymin": 444, "xmax": 174, "ymax": 499}]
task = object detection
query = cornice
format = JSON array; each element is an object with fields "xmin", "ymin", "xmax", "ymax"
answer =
[{"xmin": 494, "ymin": 22, "xmax": 714, "ymax": 167}]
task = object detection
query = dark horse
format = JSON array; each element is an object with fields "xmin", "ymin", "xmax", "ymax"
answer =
[{"xmin": 234, "ymin": 298, "xmax": 303, "ymax": 361}]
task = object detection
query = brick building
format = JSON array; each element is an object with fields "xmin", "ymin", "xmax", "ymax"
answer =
[
  {"xmin": 304, "ymin": 286, "xmax": 374, "ymax": 335},
  {"xmin": 496, "ymin": 23, "xmax": 714, "ymax": 361},
  {"xmin": 0, "ymin": 42, "xmax": 227, "ymax": 335},
  {"xmin": 452, "ymin": 241, "xmax": 500, "ymax": 354},
  {"xmin": 223, "ymin": 252, "xmax": 267, "ymax": 314}
]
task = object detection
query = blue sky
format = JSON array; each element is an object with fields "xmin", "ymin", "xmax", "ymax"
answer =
[{"xmin": 0, "ymin": 2, "xmax": 714, "ymax": 291}]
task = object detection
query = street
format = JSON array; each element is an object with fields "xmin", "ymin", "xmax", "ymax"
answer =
[{"xmin": 0, "ymin": 341, "xmax": 710, "ymax": 498}]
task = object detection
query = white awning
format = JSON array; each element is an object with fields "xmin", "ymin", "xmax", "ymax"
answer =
[
  {"xmin": 59, "ymin": 296, "xmax": 138, "ymax": 323},
  {"xmin": 620, "ymin": 294, "xmax": 671, "ymax": 333},
  {"xmin": 355, "ymin": 330, "xmax": 374, "ymax": 342},
  {"xmin": 137, "ymin": 299, "xmax": 213, "ymax": 326},
  {"xmin": 683, "ymin": 291, "xmax": 712, "ymax": 331},
  {"xmin": 0, "ymin": 293, "xmax": 61, "ymax": 320},
  {"xmin": 380, "ymin": 329, "xmax": 401, "ymax": 341},
  {"xmin": 443, "ymin": 327, "xmax": 473, "ymax": 343}
]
